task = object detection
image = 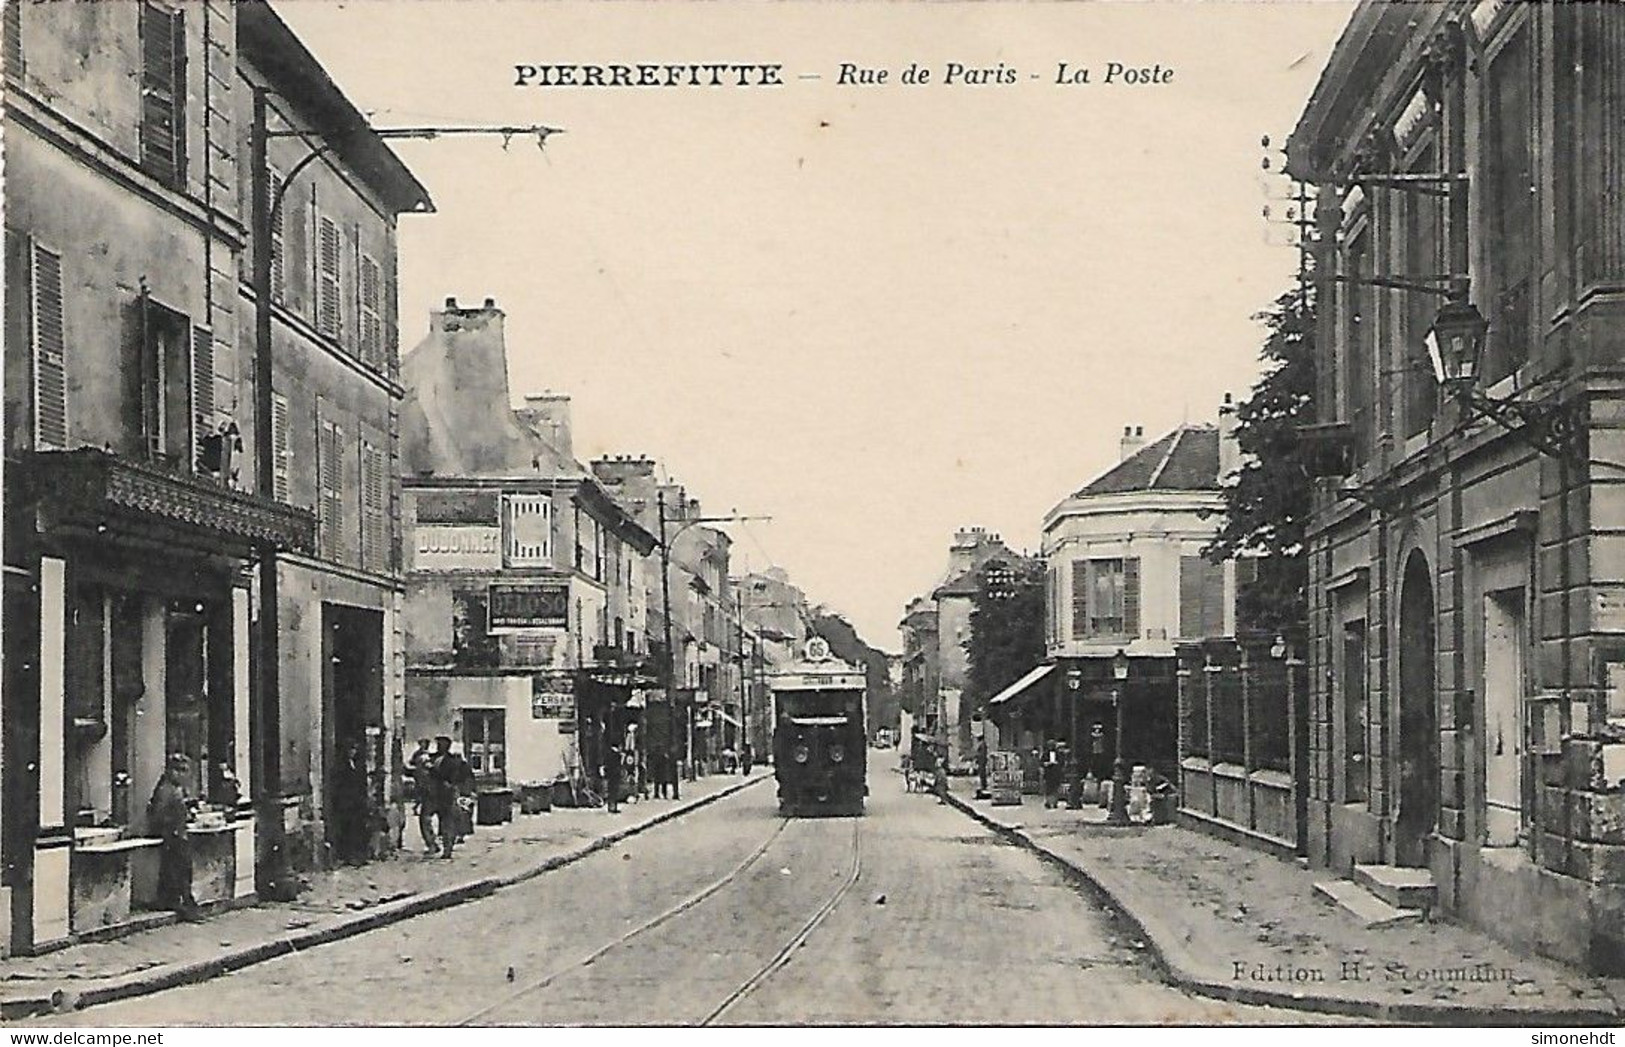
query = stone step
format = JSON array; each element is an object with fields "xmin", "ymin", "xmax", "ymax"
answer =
[
  {"xmin": 1312, "ymin": 878, "xmax": 1424, "ymax": 929},
  {"xmin": 1353, "ymin": 863, "xmax": 1437, "ymax": 912}
]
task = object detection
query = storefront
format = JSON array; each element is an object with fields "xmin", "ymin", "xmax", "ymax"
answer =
[{"xmin": 3, "ymin": 450, "xmax": 313, "ymax": 954}]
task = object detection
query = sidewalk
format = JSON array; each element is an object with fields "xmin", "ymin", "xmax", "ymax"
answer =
[
  {"xmin": 942, "ymin": 775, "xmax": 1625, "ymax": 1024},
  {"xmin": 2, "ymin": 771, "xmax": 770, "ymax": 1019}
]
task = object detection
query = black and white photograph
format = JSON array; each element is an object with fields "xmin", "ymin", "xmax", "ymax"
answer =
[{"xmin": 1, "ymin": 0, "xmax": 1624, "ymax": 1031}]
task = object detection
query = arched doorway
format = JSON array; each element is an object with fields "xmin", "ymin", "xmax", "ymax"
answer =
[{"xmin": 1395, "ymin": 552, "xmax": 1439, "ymax": 867}]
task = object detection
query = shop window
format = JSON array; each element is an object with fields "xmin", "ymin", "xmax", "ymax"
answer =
[
  {"xmin": 1342, "ymin": 620, "xmax": 1369, "ymax": 804},
  {"xmin": 164, "ymin": 601, "xmax": 210, "ymax": 801},
  {"xmin": 462, "ymin": 709, "xmax": 506, "ymax": 783}
]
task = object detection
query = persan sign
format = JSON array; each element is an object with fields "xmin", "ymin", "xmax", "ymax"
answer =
[
  {"xmin": 412, "ymin": 525, "xmax": 502, "ymax": 572},
  {"xmin": 531, "ymin": 672, "xmax": 575, "ymax": 719},
  {"xmin": 489, "ymin": 582, "xmax": 569, "ymax": 630}
]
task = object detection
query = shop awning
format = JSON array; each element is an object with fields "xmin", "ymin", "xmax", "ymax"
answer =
[{"xmin": 988, "ymin": 664, "xmax": 1055, "ymax": 707}]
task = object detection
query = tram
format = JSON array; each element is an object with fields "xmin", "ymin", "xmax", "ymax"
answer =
[{"xmin": 768, "ymin": 637, "xmax": 867, "ymax": 816}]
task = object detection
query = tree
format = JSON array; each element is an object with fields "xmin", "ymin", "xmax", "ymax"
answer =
[
  {"xmin": 964, "ymin": 556, "xmax": 1047, "ymax": 717},
  {"xmin": 1204, "ymin": 289, "xmax": 1317, "ymax": 633},
  {"xmin": 811, "ymin": 611, "xmax": 899, "ymax": 733}
]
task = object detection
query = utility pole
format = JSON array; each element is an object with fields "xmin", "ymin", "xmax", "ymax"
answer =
[
  {"xmin": 735, "ymin": 587, "xmax": 747, "ymax": 760},
  {"xmin": 248, "ymin": 86, "xmax": 559, "ymax": 893},
  {"xmin": 654, "ymin": 489, "xmax": 770, "ymax": 793}
]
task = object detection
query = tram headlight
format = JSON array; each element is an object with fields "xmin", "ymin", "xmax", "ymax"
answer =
[
  {"xmin": 828, "ymin": 745, "xmax": 845, "ymax": 764},
  {"xmin": 793, "ymin": 743, "xmax": 810, "ymax": 764}
]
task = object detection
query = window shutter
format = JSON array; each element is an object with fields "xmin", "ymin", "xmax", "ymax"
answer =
[
  {"xmin": 1179, "ymin": 556, "xmax": 1204, "ymax": 639},
  {"xmin": 5, "ymin": 0, "xmax": 23, "ymax": 79},
  {"xmin": 360, "ymin": 437, "xmax": 386, "ymax": 573},
  {"xmin": 317, "ymin": 215, "xmax": 341, "ymax": 339},
  {"xmin": 271, "ymin": 393, "xmax": 290, "ymax": 503},
  {"xmin": 1199, "ymin": 559, "xmax": 1226, "ymax": 638},
  {"xmin": 30, "ymin": 242, "xmax": 67, "ymax": 450},
  {"xmin": 317, "ymin": 419, "xmax": 345, "ymax": 558},
  {"xmin": 1070, "ymin": 560, "xmax": 1089, "ymax": 640},
  {"xmin": 138, "ymin": 2, "xmax": 184, "ymax": 187},
  {"xmin": 359, "ymin": 254, "xmax": 382, "ymax": 368},
  {"xmin": 1123, "ymin": 557, "xmax": 1141, "ymax": 640},
  {"xmin": 268, "ymin": 170, "xmax": 286, "ymax": 304},
  {"xmin": 190, "ymin": 325, "xmax": 213, "ymax": 469}
]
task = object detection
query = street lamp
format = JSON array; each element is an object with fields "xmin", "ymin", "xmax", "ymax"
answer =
[
  {"xmin": 1425, "ymin": 297, "xmax": 1489, "ymax": 393},
  {"xmin": 655, "ymin": 489, "xmax": 769, "ymax": 798},
  {"xmin": 1107, "ymin": 647, "xmax": 1132, "ymax": 827},
  {"xmin": 1065, "ymin": 668, "xmax": 1083, "ymax": 809}
]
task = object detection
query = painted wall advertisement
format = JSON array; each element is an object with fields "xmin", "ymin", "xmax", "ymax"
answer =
[
  {"xmin": 490, "ymin": 582, "xmax": 569, "ymax": 631},
  {"xmin": 531, "ymin": 671, "xmax": 575, "ymax": 720}
]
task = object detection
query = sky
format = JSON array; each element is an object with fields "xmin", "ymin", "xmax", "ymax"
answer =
[{"xmin": 279, "ymin": 0, "xmax": 1356, "ymax": 652}]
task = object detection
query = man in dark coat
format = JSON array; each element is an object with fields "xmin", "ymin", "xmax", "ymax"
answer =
[
  {"xmin": 429, "ymin": 736, "xmax": 475, "ymax": 858},
  {"xmin": 148, "ymin": 753, "xmax": 201, "ymax": 921}
]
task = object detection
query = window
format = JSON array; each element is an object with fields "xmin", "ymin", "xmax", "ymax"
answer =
[
  {"xmin": 1342, "ymin": 621, "xmax": 1369, "ymax": 804},
  {"xmin": 1484, "ymin": 25, "xmax": 1534, "ymax": 383},
  {"xmin": 461, "ymin": 709, "xmax": 506, "ymax": 783},
  {"xmin": 359, "ymin": 254, "xmax": 383, "ymax": 368},
  {"xmin": 130, "ymin": 295, "xmax": 196, "ymax": 468},
  {"xmin": 359, "ymin": 435, "xmax": 387, "ymax": 574},
  {"xmin": 1400, "ymin": 131, "xmax": 1441, "ymax": 438},
  {"xmin": 316, "ymin": 416, "xmax": 347, "ymax": 562},
  {"xmin": 1070, "ymin": 558, "xmax": 1139, "ymax": 639},
  {"xmin": 1178, "ymin": 556, "xmax": 1227, "ymax": 639},
  {"xmin": 317, "ymin": 214, "xmax": 342, "ymax": 340},
  {"xmin": 504, "ymin": 494, "xmax": 551, "ymax": 565},
  {"xmin": 138, "ymin": 2, "xmax": 185, "ymax": 188},
  {"xmin": 1573, "ymin": 5, "xmax": 1625, "ymax": 289},
  {"xmin": 29, "ymin": 241, "xmax": 67, "ymax": 450}
]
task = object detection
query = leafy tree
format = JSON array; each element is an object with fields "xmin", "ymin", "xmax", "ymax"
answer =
[
  {"xmin": 1204, "ymin": 289, "xmax": 1317, "ymax": 633},
  {"xmin": 812, "ymin": 611, "xmax": 899, "ymax": 732},
  {"xmin": 964, "ymin": 556, "xmax": 1047, "ymax": 718}
]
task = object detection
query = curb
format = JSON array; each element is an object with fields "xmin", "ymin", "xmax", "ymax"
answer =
[
  {"xmin": 942, "ymin": 789, "xmax": 1622, "ymax": 1025},
  {"xmin": 4, "ymin": 773, "xmax": 772, "ymax": 1022}
]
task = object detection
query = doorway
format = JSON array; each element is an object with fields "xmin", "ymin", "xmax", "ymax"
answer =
[
  {"xmin": 1483, "ymin": 587, "xmax": 1526, "ymax": 847},
  {"xmin": 322, "ymin": 605, "xmax": 384, "ymax": 866},
  {"xmin": 1395, "ymin": 552, "xmax": 1439, "ymax": 867}
]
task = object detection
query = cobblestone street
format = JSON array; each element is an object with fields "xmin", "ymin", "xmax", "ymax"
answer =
[{"xmin": 28, "ymin": 767, "xmax": 1307, "ymax": 1026}]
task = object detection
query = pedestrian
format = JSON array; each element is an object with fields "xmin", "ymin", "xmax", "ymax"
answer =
[
  {"xmin": 148, "ymin": 753, "xmax": 202, "ymax": 922},
  {"xmin": 650, "ymin": 745, "xmax": 670, "ymax": 800},
  {"xmin": 605, "ymin": 735, "xmax": 623, "ymax": 814},
  {"xmin": 741, "ymin": 742, "xmax": 754, "ymax": 776},
  {"xmin": 429, "ymin": 736, "xmax": 475, "ymax": 858},
  {"xmin": 933, "ymin": 744, "xmax": 949, "ymax": 802},
  {"xmin": 1042, "ymin": 743, "xmax": 1063, "ymax": 809},
  {"xmin": 975, "ymin": 738, "xmax": 989, "ymax": 795},
  {"xmin": 407, "ymin": 738, "xmax": 437, "ymax": 855}
]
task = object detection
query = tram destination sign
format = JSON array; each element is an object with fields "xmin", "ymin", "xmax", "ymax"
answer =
[{"xmin": 489, "ymin": 582, "xmax": 569, "ymax": 630}]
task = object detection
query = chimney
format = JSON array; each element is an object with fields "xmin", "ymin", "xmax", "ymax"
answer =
[
  {"xmin": 591, "ymin": 454, "xmax": 657, "ymax": 486},
  {"xmin": 1120, "ymin": 425, "xmax": 1146, "ymax": 461},
  {"xmin": 1218, "ymin": 392, "xmax": 1240, "ymax": 480},
  {"xmin": 515, "ymin": 391, "xmax": 572, "ymax": 461}
]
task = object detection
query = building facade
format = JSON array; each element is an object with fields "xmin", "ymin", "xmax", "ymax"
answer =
[
  {"xmin": 400, "ymin": 301, "xmax": 656, "ymax": 802},
  {"xmin": 0, "ymin": 0, "xmax": 421, "ymax": 954},
  {"xmin": 236, "ymin": 1, "xmax": 430, "ymax": 873},
  {"xmin": 1288, "ymin": 1, "xmax": 1625, "ymax": 971}
]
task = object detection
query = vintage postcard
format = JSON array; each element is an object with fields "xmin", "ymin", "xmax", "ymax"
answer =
[{"xmin": 2, "ymin": 0, "xmax": 1623, "ymax": 1032}]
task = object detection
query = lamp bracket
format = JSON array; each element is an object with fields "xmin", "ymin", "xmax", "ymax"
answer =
[
  {"xmin": 1457, "ymin": 389, "xmax": 1585, "ymax": 462},
  {"xmin": 1329, "ymin": 273, "xmax": 1461, "ymax": 297}
]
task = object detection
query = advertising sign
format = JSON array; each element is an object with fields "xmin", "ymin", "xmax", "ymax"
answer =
[
  {"xmin": 490, "ymin": 582, "xmax": 569, "ymax": 631},
  {"xmin": 531, "ymin": 671, "xmax": 575, "ymax": 719},
  {"xmin": 413, "ymin": 525, "xmax": 502, "ymax": 572},
  {"xmin": 989, "ymin": 750, "xmax": 1023, "ymax": 806}
]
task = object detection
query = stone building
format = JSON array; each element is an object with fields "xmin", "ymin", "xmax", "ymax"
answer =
[
  {"xmin": 0, "ymin": 0, "xmax": 425, "ymax": 954},
  {"xmin": 1287, "ymin": 1, "xmax": 1625, "ymax": 970},
  {"xmin": 400, "ymin": 301, "xmax": 655, "ymax": 804}
]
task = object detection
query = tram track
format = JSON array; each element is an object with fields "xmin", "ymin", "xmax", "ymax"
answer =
[{"xmin": 454, "ymin": 813, "xmax": 864, "ymax": 1027}]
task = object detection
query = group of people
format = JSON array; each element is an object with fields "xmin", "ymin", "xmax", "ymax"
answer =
[
  {"xmin": 903, "ymin": 740, "xmax": 950, "ymax": 801},
  {"xmin": 406, "ymin": 736, "xmax": 478, "ymax": 858}
]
